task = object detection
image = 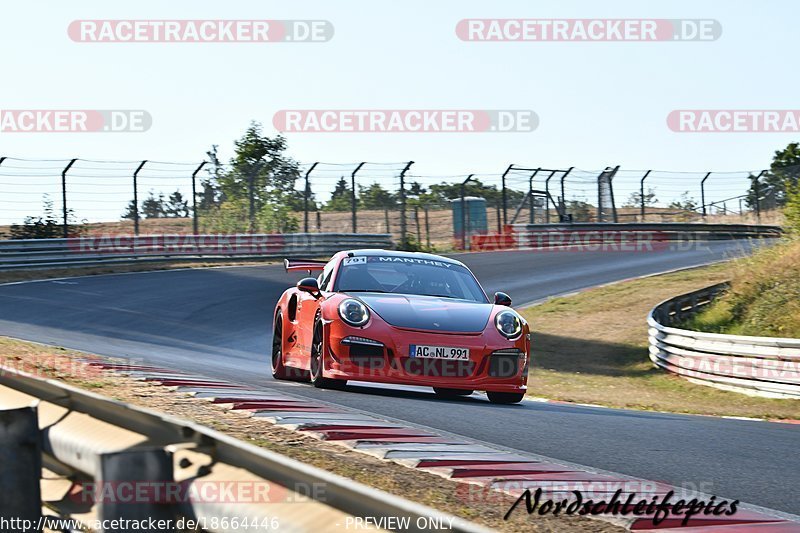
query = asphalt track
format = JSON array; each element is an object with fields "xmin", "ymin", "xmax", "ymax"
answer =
[{"xmin": 0, "ymin": 240, "xmax": 797, "ymax": 515}]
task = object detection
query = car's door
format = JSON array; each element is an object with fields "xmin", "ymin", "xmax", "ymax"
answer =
[{"xmin": 294, "ymin": 258, "xmax": 336, "ymax": 369}]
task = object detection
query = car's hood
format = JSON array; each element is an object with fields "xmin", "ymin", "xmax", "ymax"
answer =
[{"xmin": 349, "ymin": 293, "xmax": 492, "ymax": 333}]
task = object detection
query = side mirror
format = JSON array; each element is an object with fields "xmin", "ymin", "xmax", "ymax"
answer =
[
  {"xmin": 297, "ymin": 277, "xmax": 321, "ymax": 298},
  {"xmin": 494, "ymin": 291, "xmax": 512, "ymax": 306}
]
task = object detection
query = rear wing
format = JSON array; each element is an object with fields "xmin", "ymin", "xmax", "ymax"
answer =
[{"xmin": 284, "ymin": 258, "xmax": 327, "ymax": 273}]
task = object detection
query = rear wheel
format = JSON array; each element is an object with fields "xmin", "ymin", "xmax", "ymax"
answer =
[
  {"xmin": 271, "ymin": 314, "xmax": 290, "ymax": 380},
  {"xmin": 433, "ymin": 387, "xmax": 473, "ymax": 398},
  {"xmin": 487, "ymin": 391, "xmax": 525, "ymax": 404},
  {"xmin": 310, "ymin": 320, "xmax": 347, "ymax": 389}
]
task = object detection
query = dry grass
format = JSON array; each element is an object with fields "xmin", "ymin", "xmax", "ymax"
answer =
[
  {"xmin": 519, "ymin": 262, "xmax": 800, "ymax": 419},
  {"xmin": 0, "ymin": 337, "xmax": 621, "ymax": 533},
  {"xmin": 684, "ymin": 238, "xmax": 800, "ymax": 337}
]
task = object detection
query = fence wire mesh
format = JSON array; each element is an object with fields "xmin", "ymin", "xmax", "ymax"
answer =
[{"xmin": 0, "ymin": 157, "xmax": 790, "ymax": 249}]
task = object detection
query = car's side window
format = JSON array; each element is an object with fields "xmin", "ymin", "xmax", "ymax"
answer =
[{"xmin": 319, "ymin": 261, "xmax": 335, "ymax": 291}]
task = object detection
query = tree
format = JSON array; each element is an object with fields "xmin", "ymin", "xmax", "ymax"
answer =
[
  {"xmin": 141, "ymin": 191, "xmax": 167, "ymax": 218},
  {"xmin": 566, "ymin": 200, "xmax": 592, "ymax": 221},
  {"xmin": 217, "ymin": 122, "xmax": 303, "ymax": 210},
  {"xmin": 324, "ymin": 177, "xmax": 353, "ymax": 211},
  {"xmin": 199, "ymin": 144, "xmax": 224, "ymax": 210},
  {"xmin": 122, "ymin": 199, "xmax": 137, "ymax": 220},
  {"xmin": 746, "ymin": 142, "xmax": 800, "ymax": 208},
  {"xmin": 10, "ymin": 195, "xmax": 84, "ymax": 239},
  {"xmin": 784, "ymin": 180, "xmax": 800, "ymax": 233},
  {"xmin": 624, "ymin": 187, "xmax": 658, "ymax": 208},
  {"xmin": 165, "ymin": 190, "xmax": 190, "ymax": 217},
  {"xmin": 668, "ymin": 191, "xmax": 699, "ymax": 212},
  {"xmin": 359, "ymin": 182, "xmax": 397, "ymax": 209}
]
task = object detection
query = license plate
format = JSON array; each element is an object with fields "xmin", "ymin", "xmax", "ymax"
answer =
[{"xmin": 409, "ymin": 344, "xmax": 470, "ymax": 360}]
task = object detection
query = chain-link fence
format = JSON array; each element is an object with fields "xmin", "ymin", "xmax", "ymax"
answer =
[{"xmin": 0, "ymin": 156, "xmax": 793, "ymax": 250}]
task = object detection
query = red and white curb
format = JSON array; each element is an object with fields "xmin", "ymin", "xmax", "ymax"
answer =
[{"xmin": 78, "ymin": 356, "xmax": 799, "ymax": 531}]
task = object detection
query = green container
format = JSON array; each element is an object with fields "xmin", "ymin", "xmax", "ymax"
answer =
[{"xmin": 451, "ymin": 196, "xmax": 488, "ymax": 240}]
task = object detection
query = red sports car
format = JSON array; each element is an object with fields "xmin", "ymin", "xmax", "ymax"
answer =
[{"xmin": 272, "ymin": 250, "xmax": 530, "ymax": 404}]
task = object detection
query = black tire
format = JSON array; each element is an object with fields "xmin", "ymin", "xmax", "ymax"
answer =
[
  {"xmin": 310, "ymin": 320, "xmax": 347, "ymax": 389},
  {"xmin": 271, "ymin": 314, "xmax": 290, "ymax": 380},
  {"xmin": 433, "ymin": 387, "xmax": 473, "ymax": 398},
  {"xmin": 487, "ymin": 391, "xmax": 525, "ymax": 404}
]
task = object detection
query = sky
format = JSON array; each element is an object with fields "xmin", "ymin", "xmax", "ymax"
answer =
[{"xmin": 1, "ymin": 0, "xmax": 798, "ymax": 224}]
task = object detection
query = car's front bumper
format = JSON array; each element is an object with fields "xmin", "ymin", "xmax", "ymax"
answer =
[{"xmin": 324, "ymin": 321, "xmax": 529, "ymax": 393}]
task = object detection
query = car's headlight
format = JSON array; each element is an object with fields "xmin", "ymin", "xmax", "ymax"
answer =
[
  {"xmin": 338, "ymin": 299, "xmax": 370, "ymax": 326},
  {"xmin": 495, "ymin": 310, "xmax": 522, "ymax": 339}
]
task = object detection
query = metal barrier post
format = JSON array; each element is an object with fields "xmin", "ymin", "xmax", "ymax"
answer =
[
  {"xmin": 0, "ymin": 406, "xmax": 42, "ymax": 525},
  {"xmin": 61, "ymin": 158, "xmax": 77, "ymax": 238},
  {"xmin": 132, "ymin": 160, "xmax": 147, "ymax": 236},
  {"xmin": 191, "ymin": 161, "xmax": 207, "ymax": 235},
  {"xmin": 97, "ymin": 448, "xmax": 176, "ymax": 532},
  {"xmin": 351, "ymin": 162, "xmax": 365, "ymax": 233}
]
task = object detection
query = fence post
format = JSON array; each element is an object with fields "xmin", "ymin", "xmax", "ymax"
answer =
[
  {"xmin": 132, "ymin": 160, "xmax": 147, "ymax": 236},
  {"xmin": 460, "ymin": 174, "xmax": 475, "ymax": 250},
  {"xmin": 351, "ymin": 162, "xmax": 365, "ymax": 233},
  {"xmin": 0, "ymin": 406, "xmax": 42, "ymax": 525},
  {"xmin": 191, "ymin": 161, "xmax": 207, "ymax": 234},
  {"xmin": 500, "ymin": 164, "xmax": 513, "ymax": 226},
  {"xmin": 640, "ymin": 170, "xmax": 652, "ymax": 221},
  {"xmin": 248, "ymin": 170, "xmax": 256, "ymax": 233},
  {"xmin": 544, "ymin": 170, "xmax": 557, "ymax": 223},
  {"xmin": 414, "ymin": 206, "xmax": 421, "ymax": 246},
  {"xmin": 701, "ymin": 171, "xmax": 712, "ymax": 218},
  {"xmin": 753, "ymin": 170, "xmax": 765, "ymax": 221},
  {"xmin": 61, "ymin": 158, "xmax": 77, "ymax": 238},
  {"xmin": 0, "ymin": 157, "xmax": 5, "ymax": 222},
  {"xmin": 304, "ymin": 162, "xmax": 319, "ymax": 233},
  {"xmin": 398, "ymin": 161, "xmax": 414, "ymax": 250},
  {"xmin": 609, "ymin": 165, "xmax": 620, "ymax": 223},
  {"xmin": 559, "ymin": 167, "xmax": 574, "ymax": 219},
  {"xmin": 424, "ymin": 206, "xmax": 431, "ymax": 248}
]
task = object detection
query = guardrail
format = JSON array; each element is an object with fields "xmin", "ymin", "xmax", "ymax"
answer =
[
  {"xmin": 0, "ymin": 367, "xmax": 486, "ymax": 532},
  {"xmin": 0, "ymin": 233, "xmax": 393, "ymax": 270},
  {"xmin": 471, "ymin": 223, "xmax": 782, "ymax": 251},
  {"xmin": 647, "ymin": 283, "xmax": 800, "ymax": 399}
]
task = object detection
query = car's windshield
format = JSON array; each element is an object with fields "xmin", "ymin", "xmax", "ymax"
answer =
[{"xmin": 334, "ymin": 255, "xmax": 488, "ymax": 303}]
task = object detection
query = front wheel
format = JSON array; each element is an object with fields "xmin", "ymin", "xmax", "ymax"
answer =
[
  {"xmin": 487, "ymin": 391, "xmax": 525, "ymax": 404},
  {"xmin": 310, "ymin": 320, "xmax": 347, "ymax": 390}
]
